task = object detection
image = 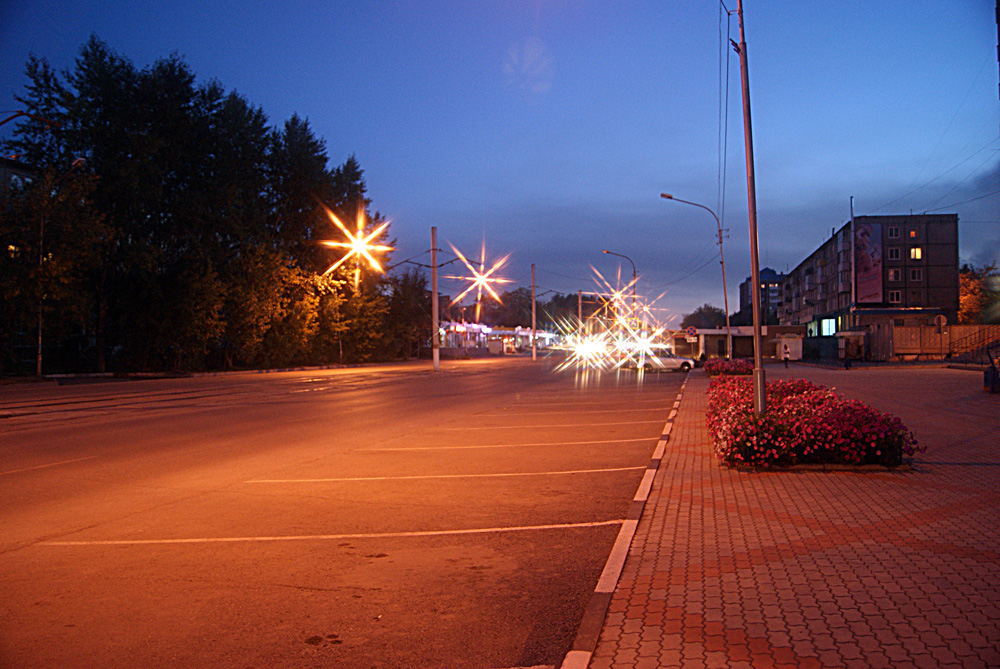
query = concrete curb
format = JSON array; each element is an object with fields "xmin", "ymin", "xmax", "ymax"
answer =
[{"xmin": 559, "ymin": 373, "xmax": 690, "ymax": 669}]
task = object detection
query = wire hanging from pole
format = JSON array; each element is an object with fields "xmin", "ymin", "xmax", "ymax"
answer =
[{"xmin": 718, "ymin": 2, "xmax": 734, "ymax": 248}]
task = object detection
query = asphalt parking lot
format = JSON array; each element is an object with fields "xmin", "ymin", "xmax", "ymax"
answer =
[{"xmin": 1, "ymin": 357, "xmax": 685, "ymax": 668}]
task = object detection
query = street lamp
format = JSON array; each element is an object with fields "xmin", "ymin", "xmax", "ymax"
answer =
[
  {"xmin": 318, "ymin": 203, "xmax": 393, "ymax": 289},
  {"xmin": 660, "ymin": 193, "xmax": 732, "ymax": 359},
  {"xmin": 602, "ymin": 249, "xmax": 636, "ymax": 320}
]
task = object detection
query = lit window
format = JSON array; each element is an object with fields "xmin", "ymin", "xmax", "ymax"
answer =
[
  {"xmin": 910, "ymin": 247, "xmax": 922, "ymax": 260},
  {"xmin": 888, "ymin": 290, "xmax": 901, "ymax": 304},
  {"xmin": 909, "ymin": 268, "xmax": 923, "ymax": 281},
  {"xmin": 888, "ymin": 247, "xmax": 901, "ymax": 260},
  {"xmin": 909, "ymin": 229, "xmax": 918, "ymax": 238}
]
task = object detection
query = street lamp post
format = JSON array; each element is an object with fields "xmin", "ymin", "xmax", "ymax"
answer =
[
  {"xmin": 602, "ymin": 249, "xmax": 637, "ymax": 321},
  {"xmin": 660, "ymin": 193, "xmax": 732, "ymax": 359}
]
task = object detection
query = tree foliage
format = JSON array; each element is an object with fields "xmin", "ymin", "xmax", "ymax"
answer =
[
  {"xmin": 959, "ymin": 264, "xmax": 999, "ymax": 325},
  {"xmin": 681, "ymin": 304, "xmax": 727, "ymax": 329},
  {"xmin": 0, "ymin": 37, "xmax": 419, "ymax": 375}
]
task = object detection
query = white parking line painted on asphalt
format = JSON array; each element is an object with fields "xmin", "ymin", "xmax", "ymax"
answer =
[
  {"xmin": 365, "ymin": 437, "xmax": 655, "ymax": 451},
  {"xmin": 246, "ymin": 466, "xmax": 647, "ymax": 483},
  {"xmin": 440, "ymin": 420, "xmax": 665, "ymax": 430},
  {"xmin": 496, "ymin": 399, "xmax": 671, "ymax": 408},
  {"xmin": 474, "ymin": 407, "xmax": 671, "ymax": 416},
  {"xmin": 39, "ymin": 519, "xmax": 626, "ymax": 546},
  {"xmin": 0, "ymin": 456, "xmax": 97, "ymax": 476}
]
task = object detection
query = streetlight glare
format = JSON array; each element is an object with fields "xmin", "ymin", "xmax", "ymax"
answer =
[
  {"xmin": 319, "ymin": 203, "xmax": 393, "ymax": 288},
  {"xmin": 444, "ymin": 241, "xmax": 513, "ymax": 322}
]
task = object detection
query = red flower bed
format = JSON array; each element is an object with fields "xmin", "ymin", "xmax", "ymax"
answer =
[
  {"xmin": 706, "ymin": 376, "xmax": 922, "ymax": 468},
  {"xmin": 703, "ymin": 358, "xmax": 753, "ymax": 376}
]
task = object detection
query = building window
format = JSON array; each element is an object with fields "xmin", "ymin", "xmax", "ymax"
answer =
[
  {"xmin": 909, "ymin": 268, "xmax": 923, "ymax": 281},
  {"xmin": 888, "ymin": 247, "xmax": 901, "ymax": 260},
  {"xmin": 909, "ymin": 229, "xmax": 918, "ymax": 238},
  {"xmin": 888, "ymin": 268, "xmax": 901, "ymax": 282},
  {"xmin": 910, "ymin": 247, "xmax": 922, "ymax": 260},
  {"xmin": 888, "ymin": 290, "xmax": 901, "ymax": 304},
  {"xmin": 910, "ymin": 290, "xmax": 921, "ymax": 301},
  {"xmin": 888, "ymin": 226, "xmax": 900, "ymax": 239}
]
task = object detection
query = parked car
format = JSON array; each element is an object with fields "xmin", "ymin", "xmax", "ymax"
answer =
[{"xmin": 646, "ymin": 352, "xmax": 695, "ymax": 372}]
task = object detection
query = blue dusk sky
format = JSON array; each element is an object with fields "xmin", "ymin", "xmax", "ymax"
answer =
[{"xmin": 2, "ymin": 1, "xmax": 997, "ymax": 323}]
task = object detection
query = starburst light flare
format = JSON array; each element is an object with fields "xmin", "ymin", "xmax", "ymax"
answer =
[
  {"xmin": 444, "ymin": 241, "xmax": 513, "ymax": 322},
  {"xmin": 553, "ymin": 268, "xmax": 675, "ymax": 373},
  {"xmin": 318, "ymin": 203, "xmax": 393, "ymax": 288}
]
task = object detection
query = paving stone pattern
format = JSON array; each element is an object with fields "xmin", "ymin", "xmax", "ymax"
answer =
[{"xmin": 589, "ymin": 370, "xmax": 1000, "ymax": 669}]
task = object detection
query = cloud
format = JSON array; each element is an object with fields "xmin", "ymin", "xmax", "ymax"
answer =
[{"xmin": 503, "ymin": 36, "xmax": 553, "ymax": 94}]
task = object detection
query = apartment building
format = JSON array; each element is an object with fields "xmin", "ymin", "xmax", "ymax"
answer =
[
  {"xmin": 739, "ymin": 267, "xmax": 785, "ymax": 323},
  {"xmin": 779, "ymin": 214, "xmax": 959, "ymax": 335}
]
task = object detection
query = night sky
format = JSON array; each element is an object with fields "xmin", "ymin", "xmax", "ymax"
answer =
[{"xmin": 2, "ymin": 0, "xmax": 997, "ymax": 323}]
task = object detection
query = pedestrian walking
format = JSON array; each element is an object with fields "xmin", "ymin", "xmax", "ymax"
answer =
[{"xmin": 782, "ymin": 343, "xmax": 790, "ymax": 368}]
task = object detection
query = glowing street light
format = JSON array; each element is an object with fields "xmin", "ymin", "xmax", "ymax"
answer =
[
  {"xmin": 318, "ymin": 203, "xmax": 393, "ymax": 288},
  {"xmin": 444, "ymin": 241, "xmax": 512, "ymax": 322}
]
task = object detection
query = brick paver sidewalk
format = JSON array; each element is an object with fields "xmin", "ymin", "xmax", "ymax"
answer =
[{"xmin": 588, "ymin": 370, "xmax": 1000, "ymax": 669}]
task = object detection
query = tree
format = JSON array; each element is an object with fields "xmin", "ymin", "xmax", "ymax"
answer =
[
  {"xmin": 681, "ymin": 304, "xmax": 727, "ymax": 329},
  {"xmin": 267, "ymin": 114, "xmax": 334, "ymax": 271},
  {"xmin": 0, "ymin": 168, "xmax": 109, "ymax": 374},
  {"xmin": 3, "ymin": 36, "xmax": 396, "ymax": 374},
  {"xmin": 386, "ymin": 268, "xmax": 430, "ymax": 359},
  {"xmin": 539, "ymin": 292, "xmax": 602, "ymax": 332},
  {"xmin": 338, "ymin": 284, "xmax": 390, "ymax": 363},
  {"xmin": 482, "ymin": 287, "xmax": 533, "ymax": 327},
  {"xmin": 959, "ymin": 264, "xmax": 999, "ymax": 324}
]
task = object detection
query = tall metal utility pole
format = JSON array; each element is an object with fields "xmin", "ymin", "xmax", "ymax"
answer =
[
  {"xmin": 734, "ymin": 0, "xmax": 766, "ymax": 414},
  {"xmin": 531, "ymin": 263, "xmax": 537, "ymax": 361},
  {"xmin": 431, "ymin": 227, "xmax": 440, "ymax": 371}
]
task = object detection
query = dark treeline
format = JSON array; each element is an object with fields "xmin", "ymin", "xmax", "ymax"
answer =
[
  {"xmin": 1, "ymin": 36, "xmax": 430, "ymax": 375},
  {"xmin": 476, "ymin": 288, "xmax": 603, "ymax": 331}
]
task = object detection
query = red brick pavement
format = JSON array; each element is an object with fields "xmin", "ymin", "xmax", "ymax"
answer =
[{"xmin": 586, "ymin": 370, "xmax": 1000, "ymax": 669}]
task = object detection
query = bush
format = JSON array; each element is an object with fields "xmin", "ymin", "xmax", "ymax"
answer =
[
  {"xmin": 703, "ymin": 358, "xmax": 753, "ymax": 376},
  {"xmin": 707, "ymin": 376, "xmax": 921, "ymax": 468}
]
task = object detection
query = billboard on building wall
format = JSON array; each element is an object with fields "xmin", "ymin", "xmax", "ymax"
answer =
[{"xmin": 854, "ymin": 220, "xmax": 883, "ymax": 303}]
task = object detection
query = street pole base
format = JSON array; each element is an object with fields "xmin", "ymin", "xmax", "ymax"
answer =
[{"xmin": 753, "ymin": 367, "xmax": 767, "ymax": 414}]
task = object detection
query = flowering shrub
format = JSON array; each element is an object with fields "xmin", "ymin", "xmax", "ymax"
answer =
[
  {"xmin": 703, "ymin": 358, "xmax": 753, "ymax": 376},
  {"xmin": 707, "ymin": 376, "xmax": 922, "ymax": 468}
]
